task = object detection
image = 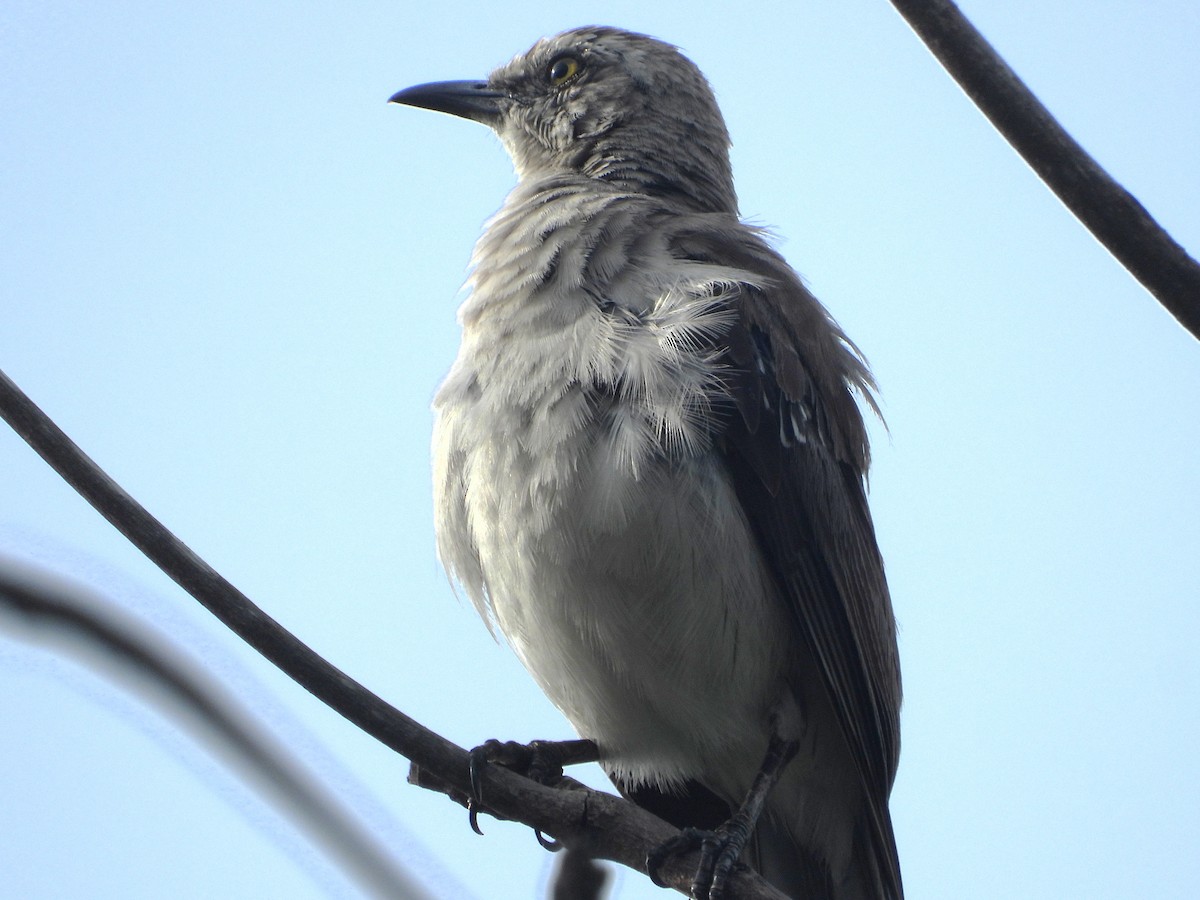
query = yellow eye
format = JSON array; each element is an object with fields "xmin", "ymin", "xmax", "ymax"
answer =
[{"xmin": 547, "ymin": 55, "xmax": 581, "ymax": 86}]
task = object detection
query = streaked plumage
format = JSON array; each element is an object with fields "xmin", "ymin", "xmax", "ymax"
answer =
[{"xmin": 392, "ymin": 27, "xmax": 903, "ymax": 898}]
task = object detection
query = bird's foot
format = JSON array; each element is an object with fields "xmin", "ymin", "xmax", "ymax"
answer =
[
  {"xmin": 467, "ymin": 738, "xmax": 599, "ymax": 839},
  {"xmin": 648, "ymin": 732, "xmax": 799, "ymax": 897},
  {"xmin": 646, "ymin": 816, "xmax": 754, "ymax": 900}
]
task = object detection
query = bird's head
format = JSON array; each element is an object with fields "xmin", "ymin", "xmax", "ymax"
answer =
[{"xmin": 390, "ymin": 27, "xmax": 738, "ymax": 214}]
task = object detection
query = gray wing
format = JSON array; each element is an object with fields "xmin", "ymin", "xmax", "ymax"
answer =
[{"xmin": 671, "ymin": 223, "xmax": 904, "ymax": 896}]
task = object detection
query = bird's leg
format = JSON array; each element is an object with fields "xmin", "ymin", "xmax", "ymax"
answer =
[
  {"xmin": 467, "ymin": 738, "xmax": 600, "ymax": 837},
  {"xmin": 647, "ymin": 732, "xmax": 799, "ymax": 900}
]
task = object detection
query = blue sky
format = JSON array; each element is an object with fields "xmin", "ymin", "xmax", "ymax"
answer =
[{"xmin": 2, "ymin": 2, "xmax": 1198, "ymax": 898}]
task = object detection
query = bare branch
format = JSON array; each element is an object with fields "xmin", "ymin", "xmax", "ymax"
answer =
[
  {"xmin": 889, "ymin": 0, "xmax": 1200, "ymax": 339},
  {"xmin": 0, "ymin": 367, "xmax": 785, "ymax": 898}
]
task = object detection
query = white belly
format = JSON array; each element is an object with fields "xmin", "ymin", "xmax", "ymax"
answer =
[{"xmin": 445, "ymin": 390, "xmax": 793, "ymax": 795}]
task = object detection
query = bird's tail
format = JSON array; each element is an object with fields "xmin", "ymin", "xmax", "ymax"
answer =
[
  {"xmin": 749, "ymin": 820, "xmax": 830, "ymax": 898},
  {"xmin": 750, "ymin": 809, "xmax": 903, "ymax": 900}
]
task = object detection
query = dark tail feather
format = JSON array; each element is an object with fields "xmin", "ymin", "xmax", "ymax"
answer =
[
  {"xmin": 750, "ymin": 819, "xmax": 834, "ymax": 898},
  {"xmin": 857, "ymin": 803, "xmax": 904, "ymax": 900},
  {"xmin": 750, "ymin": 809, "xmax": 903, "ymax": 900}
]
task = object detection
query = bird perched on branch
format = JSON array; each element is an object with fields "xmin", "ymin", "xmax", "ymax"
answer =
[{"xmin": 391, "ymin": 26, "xmax": 903, "ymax": 900}]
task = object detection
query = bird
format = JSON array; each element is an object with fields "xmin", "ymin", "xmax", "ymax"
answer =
[{"xmin": 390, "ymin": 26, "xmax": 903, "ymax": 900}]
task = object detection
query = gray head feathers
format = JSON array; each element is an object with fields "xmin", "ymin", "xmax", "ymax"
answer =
[{"xmin": 491, "ymin": 28, "xmax": 736, "ymax": 214}]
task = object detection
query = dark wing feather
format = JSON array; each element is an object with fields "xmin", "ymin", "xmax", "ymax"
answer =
[{"xmin": 671, "ymin": 222, "xmax": 903, "ymax": 897}]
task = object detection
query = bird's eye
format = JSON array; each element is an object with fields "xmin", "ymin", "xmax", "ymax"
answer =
[{"xmin": 547, "ymin": 55, "xmax": 582, "ymax": 87}]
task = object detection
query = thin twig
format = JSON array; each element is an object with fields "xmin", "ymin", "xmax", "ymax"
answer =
[{"xmin": 889, "ymin": 0, "xmax": 1200, "ymax": 339}]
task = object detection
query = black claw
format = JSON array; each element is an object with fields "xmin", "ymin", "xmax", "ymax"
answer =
[
  {"xmin": 534, "ymin": 829, "xmax": 562, "ymax": 852},
  {"xmin": 467, "ymin": 799, "xmax": 485, "ymax": 836},
  {"xmin": 467, "ymin": 741, "xmax": 503, "ymax": 836},
  {"xmin": 647, "ymin": 827, "xmax": 705, "ymax": 889},
  {"xmin": 646, "ymin": 847, "xmax": 673, "ymax": 888}
]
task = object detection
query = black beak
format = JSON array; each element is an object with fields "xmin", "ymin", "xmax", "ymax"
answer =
[{"xmin": 388, "ymin": 80, "xmax": 505, "ymax": 126}]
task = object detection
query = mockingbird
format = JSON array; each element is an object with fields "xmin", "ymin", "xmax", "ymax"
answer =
[{"xmin": 391, "ymin": 27, "xmax": 903, "ymax": 900}]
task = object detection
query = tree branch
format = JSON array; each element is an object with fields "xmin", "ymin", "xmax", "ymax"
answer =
[
  {"xmin": 888, "ymin": 0, "xmax": 1200, "ymax": 339},
  {"xmin": 0, "ymin": 367, "xmax": 784, "ymax": 899}
]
